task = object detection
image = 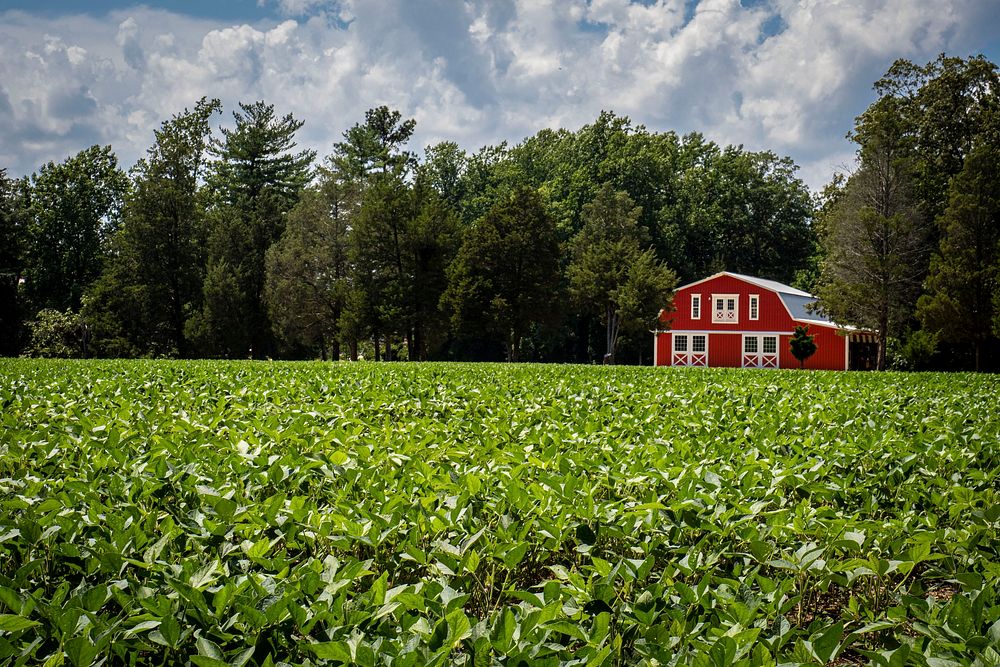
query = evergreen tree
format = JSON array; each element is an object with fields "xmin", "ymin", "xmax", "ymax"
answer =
[
  {"xmin": 265, "ymin": 168, "xmax": 357, "ymax": 359},
  {"xmin": 331, "ymin": 106, "xmax": 416, "ymax": 181},
  {"xmin": 196, "ymin": 101, "xmax": 315, "ymax": 357},
  {"xmin": 789, "ymin": 325, "xmax": 817, "ymax": 368},
  {"xmin": 917, "ymin": 142, "xmax": 1000, "ymax": 371},
  {"xmin": 332, "ymin": 106, "xmax": 459, "ymax": 361}
]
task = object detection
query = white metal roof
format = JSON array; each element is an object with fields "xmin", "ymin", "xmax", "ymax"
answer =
[
  {"xmin": 725, "ymin": 272, "xmax": 813, "ymax": 297},
  {"xmin": 675, "ymin": 271, "xmax": 813, "ymax": 297}
]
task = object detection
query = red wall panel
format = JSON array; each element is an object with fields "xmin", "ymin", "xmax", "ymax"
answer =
[
  {"xmin": 663, "ymin": 274, "xmax": 799, "ymax": 332},
  {"xmin": 778, "ymin": 326, "xmax": 846, "ymax": 370},
  {"xmin": 709, "ymin": 333, "xmax": 742, "ymax": 367},
  {"xmin": 655, "ymin": 333, "xmax": 671, "ymax": 366}
]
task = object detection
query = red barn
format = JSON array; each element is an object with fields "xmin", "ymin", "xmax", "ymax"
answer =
[{"xmin": 653, "ymin": 272, "xmax": 876, "ymax": 370}]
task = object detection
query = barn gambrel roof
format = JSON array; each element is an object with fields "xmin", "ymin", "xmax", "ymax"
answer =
[{"xmin": 675, "ymin": 271, "xmax": 837, "ymax": 327}]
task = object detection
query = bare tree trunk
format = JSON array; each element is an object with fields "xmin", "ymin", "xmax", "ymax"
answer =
[
  {"xmin": 606, "ymin": 302, "xmax": 613, "ymax": 364},
  {"xmin": 877, "ymin": 312, "xmax": 889, "ymax": 371},
  {"xmin": 374, "ymin": 335, "xmax": 381, "ymax": 362},
  {"xmin": 349, "ymin": 339, "xmax": 358, "ymax": 361}
]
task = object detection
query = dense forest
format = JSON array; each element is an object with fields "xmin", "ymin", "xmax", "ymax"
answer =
[{"xmin": 1, "ymin": 54, "xmax": 998, "ymax": 369}]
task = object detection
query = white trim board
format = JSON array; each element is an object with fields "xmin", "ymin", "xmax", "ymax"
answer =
[{"xmin": 668, "ymin": 330, "xmax": 789, "ymax": 336}]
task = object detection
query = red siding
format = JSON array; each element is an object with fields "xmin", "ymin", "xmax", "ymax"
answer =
[
  {"xmin": 779, "ymin": 325, "xmax": 846, "ymax": 370},
  {"xmin": 656, "ymin": 273, "xmax": 847, "ymax": 370},
  {"xmin": 663, "ymin": 274, "xmax": 800, "ymax": 332},
  {"xmin": 655, "ymin": 332, "xmax": 671, "ymax": 365},
  {"xmin": 709, "ymin": 334, "xmax": 741, "ymax": 367}
]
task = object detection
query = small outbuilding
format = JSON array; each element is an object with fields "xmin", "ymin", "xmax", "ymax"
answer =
[{"xmin": 653, "ymin": 272, "xmax": 876, "ymax": 370}]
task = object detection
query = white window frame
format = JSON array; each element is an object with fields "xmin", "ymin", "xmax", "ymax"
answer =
[
  {"xmin": 712, "ymin": 294, "xmax": 739, "ymax": 324},
  {"xmin": 691, "ymin": 294, "xmax": 701, "ymax": 320},
  {"xmin": 749, "ymin": 294, "xmax": 759, "ymax": 321},
  {"xmin": 673, "ymin": 334, "xmax": 688, "ymax": 352}
]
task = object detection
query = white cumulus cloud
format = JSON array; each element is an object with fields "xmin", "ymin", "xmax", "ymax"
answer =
[{"xmin": 0, "ymin": 0, "xmax": 997, "ymax": 192}]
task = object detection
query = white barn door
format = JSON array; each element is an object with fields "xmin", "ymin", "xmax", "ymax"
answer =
[
  {"xmin": 742, "ymin": 334, "xmax": 779, "ymax": 368},
  {"xmin": 672, "ymin": 334, "xmax": 708, "ymax": 366}
]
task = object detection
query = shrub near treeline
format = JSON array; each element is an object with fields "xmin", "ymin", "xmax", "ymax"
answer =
[{"xmin": 2, "ymin": 360, "xmax": 998, "ymax": 664}]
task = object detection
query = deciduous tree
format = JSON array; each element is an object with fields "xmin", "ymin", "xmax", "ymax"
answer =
[
  {"xmin": 0, "ymin": 169, "xmax": 28, "ymax": 355},
  {"xmin": 443, "ymin": 187, "xmax": 561, "ymax": 361},
  {"xmin": 22, "ymin": 146, "xmax": 128, "ymax": 313},
  {"xmin": 85, "ymin": 98, "xmax": 221, "ymax": 357},
  {"xmin": 815, "ymin": 98, "xmax": 931, "ymax": 370},
  {"xmin": 568, "ymin": 184, "xmax": 676, "ymax": 363},
  {"xmin": 917, "ymin": 142, "xmax": 1000, "ymax": 371}
]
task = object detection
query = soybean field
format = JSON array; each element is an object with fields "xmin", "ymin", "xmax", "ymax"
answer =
[{"xmin": 1, "ymin": 360, "xmax": 998, "ymax": 666}]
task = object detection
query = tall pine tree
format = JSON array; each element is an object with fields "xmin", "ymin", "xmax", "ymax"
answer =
[{"xmin": 193, "ymin": 101, "xmax": 315, "ymax": 357}]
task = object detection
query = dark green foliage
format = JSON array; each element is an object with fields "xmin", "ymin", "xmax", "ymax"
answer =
[
  {"xmin": 567, "ymin": 184, "xmax": 677, "ymax": 363},
  {"xmin": 197, "ymin": 101, "xmax": 315, "ymax": 358},
  {"xmin": 265, "ymin": 168, "xmax": 357, "ymax": 360},
  {"xmin": 420, "ymin": 141, "xmax": 467, "ymax": 211},
  {"xmin": 331, "ymin": 105, "xmax": 416, "ymax": 181},
  {"xmin": 23, "ymin": 308, "xmax": 85, "ymax": 357},
  {"xmin": 789, "ymin": 324, "xmax": 817, "ymax": 368},
  {"xmin": 0, "ymin": 169, "xmax": 28, "ymax": 355},
  {"xmin": 816, "ymin": 97, "xmax": 931, "ymax": 370},
  {"xmin": 443, "ymin": 187, "xmax": 562, "ymax": 361},
  {"xmin": 22, "ymin": 145, "xmax": 128, "ymax": 313},
  {"xmin": 917, "ymin": 143, "xmax": 1000, "ymax": 371},
  {"xmin": 84, "ymin": 98, "xmax": 222, "ymax": 358},
  {"xmin": 817, "ymin": 55, "xmax": 1000, "ymax": 371},
  {"xmin": 208, "ymin": 101, "xmax": 315, "ymax": 211},
  {"xmin": 872, "ymin": 55, "xmax": 1000, "ymax": 223}
]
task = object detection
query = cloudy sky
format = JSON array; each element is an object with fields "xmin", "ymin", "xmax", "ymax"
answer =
[{"xmin": 1, "ymin": 0, "xmax": 998, "ymax": 192}]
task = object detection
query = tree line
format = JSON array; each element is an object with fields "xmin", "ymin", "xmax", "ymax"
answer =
[
  {"xmin": 815, "ymin": 54, "xmax": 1000, "ymax": 371},
  {"xmin": 1, "ymin": 54, "xmax": 998, "ymax": 369}
]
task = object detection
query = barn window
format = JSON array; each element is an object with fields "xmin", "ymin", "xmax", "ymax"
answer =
[
  {"xmin": 712, "ymin": 294, "xmax": 739, "ymax": 323},
  {"xmin": 674, "ymin": 334, "xmax": 688, "ymax": 352},
  {"xmin": 692, "ymin": 335, "xmax": 706, "ymax": 353},
  {"xmin": 691, "ymin": 294, "xmax": 701, "ymax": 319},
  {"xmin": 762, "ymin": 336, "xmax": 777, "ymax": 354},
  {"xmin": 744, "ymin": 336, "xmax": 758, "ymax": 354},
  {"xmin": 749, "ymin": 294, "xmax": 759, "ymax": 320}
]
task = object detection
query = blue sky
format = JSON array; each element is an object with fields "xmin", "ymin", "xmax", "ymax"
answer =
[{"xmin": 1, "ymin": 0, "xmax": 998, "ymax": 191}]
